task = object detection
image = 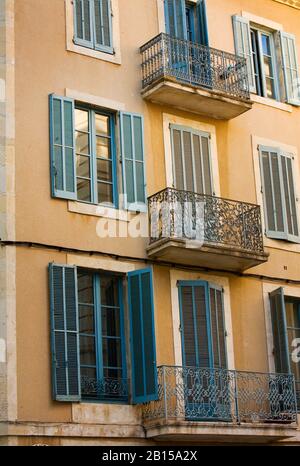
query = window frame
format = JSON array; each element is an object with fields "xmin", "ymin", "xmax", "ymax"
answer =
[
  {"xmin": 75, "ymin": 104, "xmax": 118, "ymax": 208},
  {"xmin": 73, "ymin": 0, "xmax": 114, "ymax": 55},
  {"xmin": 259, "ymin": 145, "xmax": 300, "ymax": 243},
  {"xmin": 250, "ymin": 25, "xmax": 280, "ymax": 101},
  {"xmin": 78, "ymin": 270, "xmax": 128, "ymax": 403}
]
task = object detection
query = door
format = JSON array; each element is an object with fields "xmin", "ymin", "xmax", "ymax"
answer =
[{"xmin": 178, "ymin": 281, "xmax": 231, "ymax": 421}]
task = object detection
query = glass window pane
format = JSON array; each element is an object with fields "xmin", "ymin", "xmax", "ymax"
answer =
[
  {"xmin": 76, "ymin": 131, "xmax": 89, "ymax": 155},
  {"xmin": 103, "ymin": 368, "xmax": 122, "ymax": 380},
  {"xmin": 266, "ymin": 77, "xmax": 276, "ymax": 99},
  {"xmin": 78, "ymin": 273, "xmax": 94, "ymax": 304},
  {"xmin": 76, "ymin": 155, "xmax": 90, "ymax": 178},
  {"xmin": 75, "ymin": 109, "xmax": 89, "ymax": 133},
  {"xmin": 102, "ymin": 307, "xmax": 120, "ymax": 337},
  {"xmin": 96, "ymin": 136, "xmax": 111, "ymax": 159},
  {"xmin": 80, "ymin": 335, "xmax": 96, "ymax": 365},
  {"xmin": 100, "ymin": 276, "xmax": 119, "ymax": 307},
  {"xmin": 81, "ymin": 367, "xmax": 97, "ymax": 396},
  {"xmin": 77, "ymin": 178, "xmax": 91, "ymax": 202},
  {"xmin": 102, "ymin": 338, "xmax": 122, "ymax": 368},
  {"xmin": 97, "ymin": 159, "xmax": 112, "ymax": 183},
  {"xmin": 95, "ymin": 114, "xmax": 109, "ymax": 136},
  {"xmin": 97, "ymin": 182, "xmax": 113, "ymax": 204},
  {"xmin": 79, "ymin": 305, "xmax": 95, "ymax": 334},
  {"xmin": 261, "ymin": 34, "xmax": 271, "ymax": 55}
]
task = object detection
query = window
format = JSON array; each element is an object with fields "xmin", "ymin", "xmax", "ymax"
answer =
[
  {"xmin": 164, "ymin": 0, "xmax": 209, "ymax": 46},
  {"xmin": 75, "ymin": 107, "xmax": 117, "ymax": 205},
  {"xmin": 78, "ymin": 271, "xmax": 126, "ymax": 401},
  {"xmin": 259, "ymin": 145, "xmax": 299, "ymax": 242},
  {"xmin": 232, "ymin": 16, "xmax": 300, "ymax": 105},
  {"xmin": 49, "ymin": 264, "xmax": 157, "ymax": 404},
  {"xmin": 74, "ymin": 0, "xmax": 113, "ymax": 54},
  {"xmin": 49, "ymin": 95, "xmax": 147, "ymax": 211},
  {"xmin": 170, "ymin": 124, "xmax": 213, "ymax": 195},
  {"xmin": 270, "ymin": 288, "xmax": 300, "ymax": 410},
  {"xmin": 250, "ymin": 28, "xmax": 278, "ymax": 99}
]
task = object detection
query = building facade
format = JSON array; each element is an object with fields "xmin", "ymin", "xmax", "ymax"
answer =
[{"xmin": 0, "ymin": 0, "xmax": 300, "ymax": 446}]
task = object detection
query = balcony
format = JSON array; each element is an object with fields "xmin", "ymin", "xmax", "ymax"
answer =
[
  {"xmin": 140, "ymin": 33, "xmax": 252, "ymax": 120},
  {"xmin": 148, "ymin": 188, "xmax": 268, "ymax": 272},
  {"xmin": 142, "ymin": 366, "xmax": 298, "ymax": 443}
]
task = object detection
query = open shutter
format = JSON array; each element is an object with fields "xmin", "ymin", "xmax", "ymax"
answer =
[
  {"xmin": 128, "ymin": 268, "xmax": 157, "ymax": 404},
  {"xmin": 280, "ymin": 32, "xmax": 300, "ymax": 106},
  {"xmin": 259, "ymin": 146, "xmax": 286, "ymax": 239},
  {"xmin": 49, "ymin": 263, "xmax": 80, "ymax": 401},
  {"xmin": 280, "ymin": 152, "xmax": 299, "ymax": 240},
  {"xmin": 270, "ymin": 288, "xmax": 291, "ymax": 374},
  {"xmin": 49, "ymin": 95, "xmax": 76, "ymax": 200},
  {"xmin": 232, "ymin": 15, "xmax": 256, "ymax": 93},
  {"xmin": 74, "ymin": 0, "xmax": 93, "ymax": 48},
  {"xmin": 164, "ymin": 0, "xmax": 187, "ymax": 39},
  {"xmin": 120, "ymin": 112, "xmax": 146, "ymax": 212},
  {"xmin": 196, "ymin": 0, "xmax": 209, "ymax": 46},
  {"xmin": 94, "ymin": 0, "xmax": 113, "ymax": 53}
]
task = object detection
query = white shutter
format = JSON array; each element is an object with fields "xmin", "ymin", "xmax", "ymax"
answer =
[
  {"xmin": 280, "ymin": 32, "xmax": 300, "ymax": 106},
  {"xmin": 232, "ymin": 15, "xmax": 256, "ymax": 93}
]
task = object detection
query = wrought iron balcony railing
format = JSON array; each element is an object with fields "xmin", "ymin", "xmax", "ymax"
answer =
[
  {"xmin": 149, "ymin": 188, "xmax": 265, "ymax": 255},
  {"xmin": 143, "ymin": 366, "xmax": 298, "ymax": 425},
  {"xmin": 140, "ymin": 33, "xmax": 250, "ymax": 101},
  {"xmin": 81, "ymin": 376, "xmax": 128, "ymax": 401}
]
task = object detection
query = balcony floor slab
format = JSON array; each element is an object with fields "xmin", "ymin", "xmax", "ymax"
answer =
[
  {"xmin": 141, "ymin": 78, "xmax": 253, "ymax": 120},
  {"xmin": 147, "ymin": 238, "xmax": 269, "ymax": 272}
]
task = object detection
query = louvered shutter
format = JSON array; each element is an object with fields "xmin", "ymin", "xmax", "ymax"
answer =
[
  {"xmin": 232, "ymin": 15, "xmax": 256, "ymax": 93},
  {"xmin": 128, "ymin": 269, "xmax": 157, "ymax": 404},
  {"xmin": 280, "ymin": 32, "xmax": 300, "ymax": 106},
  {"xmin": 209, "ymin": 285, "xmax": 227, "ymax": 369},
  {"xmin": 49, "ymin": 95, "xmax": 76, "ymax": 200},
  {"xmin": 196, "ymin": 0, "xmax": 209, "ymax": 46},
  {"xmin": 74, "ymin": 0, "xmax": 93, "ymax": 48},
  {"xmin": 94, "ymin": 0, "xmax": 113, "ymax": 52},
  {"xmin": 270, "ymin": 288, "xmax": 291, "ymax": 374},
  {"xmin": 164, "ymin": 0, "xmax": 187, "ymax": 39},
  {"xmin": 120, "ymin": 112, "xmax": 146, "ymax": 212},
  {"xmin": 49, "ymin": 264, "xmax": 80, "ymax": 401}
]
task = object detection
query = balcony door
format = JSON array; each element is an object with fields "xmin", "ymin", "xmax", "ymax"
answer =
[
  {"xmin": 164, "ymin": 0, "xmax": 210, "ymax": 83},
  {"xmin": 178, "ymin": 281, "xmax": 231, "ymax": 421},
  {"xmin": 170, "ymin": 124, "xmax": 214, "ymax": 195}
]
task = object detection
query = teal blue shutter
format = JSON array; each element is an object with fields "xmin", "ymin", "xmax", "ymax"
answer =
[
  {"xmin": 94, "ymin": 0, "xmax": 113, "ymax": 53},
  {"xmin": 49, "ymin": 263, "xmax": 81, "ymax": 401},
  {"xmin": 196, "ymin": 0, "xmax": 209, "ymax": 46},
  {"xmin": 280, "ymin": 32, "xmax": 300, "ymax": 106},
  {"xmin": 269, "ymin": 288, "xmax": 291, "ymax": 374},
  {"xmin": 74, "ymin": 0, "xmax": 93, "ymax": 48},
  {"xmin": 128, "ymin": 268, "xmax": 157, "ymax": 404},
  {"xmin": 208, "ymin": 285, "xmax": 227, "ymax": 369},
  {"xmin": 49, "ymin": 95, "xmax": 76, "ymax": 200},
  {"xmin": 120, "ymin": 112, "xmax": 147, "ymax": 212},
  {"xmin": 232, "ymin": 15, "xmax": 256, "ymax": 93},
  {"xmin": 164, "ymin": 0, "xmax": 187, "ymax": 39}
]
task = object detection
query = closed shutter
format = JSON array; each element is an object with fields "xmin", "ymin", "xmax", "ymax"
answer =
[
  {"xmin": 280, "ymin": 32, "xmax": 300, "ymax": 106},
  {"xmin": 270, "ymin": 288, "xmax": 291, "ymax": 374},
  {"xmin": 49, "ymin": 264, "xmax": 81, "ymax": 401},
  {"xmin": 196, "ymin": 0, "xmax": 209, "ymax": 46},
  {"xmin": 74, "ymin": 0, "xmax": 93, "ymax": 48},
  {"xmin": 164, "ymin": 0, "xmax": 187, "ymax": 39},
  {"xmin": 170, "ymin": 125, "xmax": 213, "ymax": 195},
  {"xmin": 128, "ymin": 269, "xmax": 157, "ymax": 404},
  {"xmin": 209, "ymin": 285, "xmax": 227, "ymax": 369},
  {"xmin": 49, "ymin": 95, "xmax": 76, "ymax": 200},
  {"xmin": 94, "ymin": 0, "xmax": 113, "ymax": 52},
  {"xmin": 259, "ymin": 145, "xmax": 299, "ymax": 242},
  {"xmin": 232, "ymin": 15, "xmax": 256, "ymax": 93},
  {"xmin": 120, "ymin": 112, "xmax": 146, "ymax": 212}
]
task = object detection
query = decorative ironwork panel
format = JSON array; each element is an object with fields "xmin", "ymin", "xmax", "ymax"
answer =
[
  {"xmin": 148, "ymin": 188, "xmax": 265, "ymax": 255},
  {"xmin": 81, "ymin": 376, "xmax": 128, "ymax": 401},
  {"xmin": 142, "ymin": 366, "xmax": 298, "ymax": 425},
  {"xmin": 140, "ymin": 33, "xmax": 250, "ymax": 101}
]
